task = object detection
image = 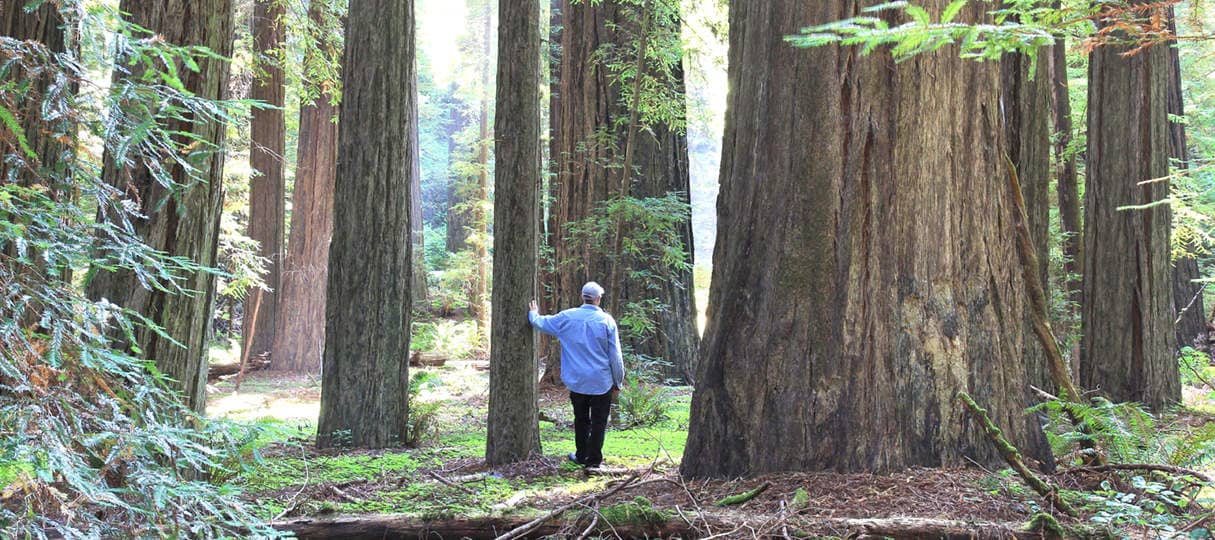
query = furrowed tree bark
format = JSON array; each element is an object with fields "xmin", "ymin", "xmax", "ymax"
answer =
[
  {"xmin": 244, "ymin": 0, "xmax": 286, "ymax": 365},
  {"xmin": 317, "ymin": 0, "xmax": 415, "ymax": 449},
  {"xmin": 1081, "ymin": 1, "xmax": 1179, "ymax": 411},
  {"xmin": 1001, "ymin": 35, "xmax": 1057, "ymax": 453},
  {"xmin": 270, "ymin": 0, "xmax": 339, "ymax": 373},
  {"xmin": 87, "ymin": 0, "xmax": 234, "ymax": 414},
  {"xmin": 1166, "ymin": 8, "xmax": 1204, "ymax": 350},
  {"xmin": 681, "ymin": 0, "xmax": 1049, "ymax": 477},
  {"xmin": 549, "ymin": 0, "xmax": 699, "ymax": 385},
  {"xmin": 1, "ymin": 0, "xmax": 72, "ymax": 328},
  {"xmin": 486, "ymin": 0, "xmax": 542, "ymax": 465}
]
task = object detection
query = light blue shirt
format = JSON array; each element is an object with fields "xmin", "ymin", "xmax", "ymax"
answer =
[{"xmin": 528, "ymin": 304, "xmax": 625, "ymax": 395}]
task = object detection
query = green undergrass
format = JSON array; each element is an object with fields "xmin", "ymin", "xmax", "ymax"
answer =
[{"xmin": 240, "ymin": 391, "xmax": 693, "ymax": 518}]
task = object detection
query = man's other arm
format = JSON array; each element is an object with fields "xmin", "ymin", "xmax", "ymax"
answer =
[
  {"xmin": 528, "ymin": 302, "xmax": 563, "ymax": 337},
  {"xmin": 607, "ymin": 322, "xmax": 624, "ymax": 389}
]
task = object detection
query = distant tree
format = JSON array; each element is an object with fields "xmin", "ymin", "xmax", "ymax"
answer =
[
  {"xmin": 87, "ymin": 0, "xmax": 235, "ymax": 414},
  {"xmin": 1081, "ymin": 0, "xmax": 1179, "ymax": 411},
  {"xmin": 411, "ymin": 63, "xmax": 428, "ymax": 306},
  {"xmin": 244, "ymin": 0, "xmax": 287, "ymax": 365},
  {"xmin": 549, "ymin": 0, "xmax": 698, "ymax": 385},
  {"xmin": 317, "ymin": 0, "xmax": 415, "ymax": 449},
  {"xmin": 472, "ymin": 0, "xmax": 493, "ymax": 341},
  {"xmin": 1167, "ymin": 8, "xmax": 1205, "ymax": 350},
  {"xmin": 270, "ymin": 0, "xmax": 341, "ymax": 373},
  {"xmin": 1051, "ymin": 23, "xmax": 1083, "ymax": 352},
  {"xmin": 681, "ymin": 0, "xmax": 1050, "ymax": 477},
  {"xmin": 486, "ymin": 0, "xmax": 542, "ymax": 465}
]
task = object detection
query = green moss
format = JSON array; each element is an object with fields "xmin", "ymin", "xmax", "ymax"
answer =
[
  {"xmin": 1026, "ymin": 512, "xmax": 1065, "ymax": 538},
  {"xmin": 596, "ymin": 496, "xmax": 670, "ymax": 526}
]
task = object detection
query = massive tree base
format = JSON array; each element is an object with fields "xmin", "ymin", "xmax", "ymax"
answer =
[{"xmin": 272, "ymin": 514, "xmax": 1089, "ymax": 539}]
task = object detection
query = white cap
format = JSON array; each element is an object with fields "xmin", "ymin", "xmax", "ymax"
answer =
[{"xmin": 581, "ymin": 281, "xmax": 605, "ymax": 300}]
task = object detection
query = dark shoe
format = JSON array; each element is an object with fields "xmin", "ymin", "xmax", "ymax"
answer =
[{"xmin": 567, "ymin": 452, "xmax": 583, "ymax": 465}]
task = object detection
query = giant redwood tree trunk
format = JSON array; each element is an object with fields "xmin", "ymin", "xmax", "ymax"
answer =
[
  {"xmin": 549, "ymin": 0, "xmax": 698, "ymax": 384},
  {"xmin": 270, "ymin": 0, "xmax": 338, "ymax": 373},
  {"xmin": 1080, "ymin": 2, "xmax": 1179, "ymax": 411},
  {"xmin": 87, "ymin": 0, "xmax": 233, "ymax": 414},
  {"xmin": 243, "ymin": 0, "xmax": 286, "ymax": 364},
  {"xmin": 486, "ymin": 0, "xmax": 542, "ymax": 465},
  {"xmin": 681, "ymin": 0, "xmax": 1049, "ymax": 478},
  {"xmin": 317, "ymin": 0, "xmax": 415, "ymax": 449}
]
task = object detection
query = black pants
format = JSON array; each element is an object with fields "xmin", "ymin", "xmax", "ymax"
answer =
[{"xmin": 570, "ymin": 390, "xmax": 612, "ymax": 467}]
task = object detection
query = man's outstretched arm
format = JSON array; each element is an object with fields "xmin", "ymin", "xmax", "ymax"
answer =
[{"xmin": 528, "ymin": 300, "xmax": 562, "ymax": 337}]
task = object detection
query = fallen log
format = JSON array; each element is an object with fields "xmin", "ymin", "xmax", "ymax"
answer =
[
  {"xmin": 273, "ymin": 515, "xmax": 690, "ymax": 540},
  {"xmin": 274, "ymin": 514, "xmax": 1090, "ymax": 540},
  {"xmin": 207, "ymin": 359, "xmax": 270, "ymax": 381},
  {"xmin": 409, "ymin": 351, "xmax": 447, "ymax": 367}
]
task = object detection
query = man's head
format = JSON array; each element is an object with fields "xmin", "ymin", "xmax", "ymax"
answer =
[{"xmin": 581, "ymin": 281, "xmax": 605, "ymax": 306}]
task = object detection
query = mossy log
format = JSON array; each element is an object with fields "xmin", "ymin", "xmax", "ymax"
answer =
[{"xmin": 273, "ymin": 515, "xmax": 689, "ymax": 539}]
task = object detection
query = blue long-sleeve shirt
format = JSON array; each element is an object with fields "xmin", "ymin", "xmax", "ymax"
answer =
[{"xmin": 528, "ymin": 304, "xmax": 625, "ymax": 395}]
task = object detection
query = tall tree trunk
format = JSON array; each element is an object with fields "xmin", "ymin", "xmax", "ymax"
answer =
[
  {"xmin": 1166, "ymin": 9, "xmax": 1204, "ymax": 350},
  {"xmin": 1051, "ymin": 32, "xmax": 1083, "ymax": 378},
  {"xmin": 472, "ymin": 0, "xmax": 492, "ymax": 344},
  {"xmin": 1, "ymin": 1, "xmax": 71, "ymax": 328},
  {"xmin": 87, "ymin": 0, "xmax": 234, "ymax": 414},
  {"xmin": 1081, "ymin": 1, "xmax": 1178, "ymax": 411},
  {"xmin": 539, "ymin": 0, "xmax": 562, "ymax": 386},
  {"xmin": 681, "ymin": 0, "xmax": 1049, "ymax": 478},
  {"xmin": 244, "ymin": 0, "xmax": 286, "ymax": 364},
  {"xmin": 317, "ymin": 0, "xmax": 415, "ymax": 449},
  {"xmin": 411, "ymin": 63, "xmax": 428, "ymax": 307},
  {"xmin": 486, "ymin": 0, "xmax": 542, "ymax": 465},
  {"xmin": 550, "ymin": 0, "xmax": 699, "ymax": 384},
  {"xmin": 270, "ymin": 0, "xmax": 339, "ymax": 373}
]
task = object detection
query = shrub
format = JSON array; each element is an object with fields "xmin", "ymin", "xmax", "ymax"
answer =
[{"xmin": 616, "ymin": 379, "xmax": 673, "ymax": 428}]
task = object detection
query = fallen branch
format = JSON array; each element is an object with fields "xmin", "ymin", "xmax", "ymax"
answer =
[
  {"xmin": 957, "ymin": 392, "xmax": 1077, "ymax": 517},
  {"xmin": 207, "ymin": 358, "xmax": 270, "ymax": 381},
  {"xmin": 1007, "ymin": 157, "xmax": 1105, "ymax": 466},
  {"xmin": 715, "ymin": 481, "xmax": 770, "ymax": 507},
  {"xmin": 1059, "ymin": 463, "xmax": 1211, "ymax": 483},
  {"xmin": 274, "ymin": 515, "xmax": 691, "ymax": 540},
  {"xmin": 427, "ymin": 470, "xmax": 477, "ymax": 495}
]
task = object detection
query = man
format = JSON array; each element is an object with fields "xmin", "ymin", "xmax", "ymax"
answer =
[{"xmin": 528, "ymin": 281, "xmax": 624, "ymax": 468}]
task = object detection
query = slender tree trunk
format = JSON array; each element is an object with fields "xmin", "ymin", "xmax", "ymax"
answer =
[
  {"xmin": 1081, "ymin": 0, "xmax": 1178, "ymax": 411},
  {"xmin": 270, "ymin": 0, "xmax": 339, "ymax": 373},
  {"xmin": 1166, "ymin": 9, "xmax": 1204, "ymax": 350},
  {"xmin": 446, "ymin": 103, "xmax": 470, "ymax": 253},
  {"xmin": 1051, "ymin": 33, "xmax": 1083, "ymax": 379},
  {"xmin": 551, "ymin": 0, "xmax": 699, "ymax": 384},
  {"xmin": 87, "ymin": 0, "xmax": 234, "ymax": 414},
  {"xmin": 486, "ymin": 0, "xmax": 542, "ymax": 465},
  {"xmin": 244, "ymin": 0, "xmax": 286, "ymax": 363},
  {"xmin": 681, "ymin": 0, "xmax": 1049, "ymax": 478},
  {"xmin": 539, "ymin": 0, "xmax": 562, "ymax": 387},
  {"xmin": 411, "ymin": 63, "xmax": 428, "ymax": 307},
  {"xmin": 317, "ymin": 0, "xmax": 415, "ymax": 449},
  {"xmin": 471, "ymin": 0, "xmax": 493, "ymax": 343}
]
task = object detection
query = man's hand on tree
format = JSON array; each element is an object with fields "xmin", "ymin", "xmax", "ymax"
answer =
[{"xmin": 529, "ymin": 300, "xmax": 538, "ymax": 312}]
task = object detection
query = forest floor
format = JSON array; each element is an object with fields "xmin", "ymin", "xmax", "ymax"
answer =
[{"xmin": 206, "ymin": 345, "xmax": 1215, "ymax": 539}]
